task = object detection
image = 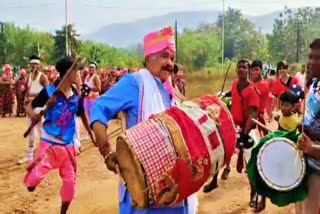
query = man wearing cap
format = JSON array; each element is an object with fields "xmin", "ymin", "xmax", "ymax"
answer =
[
  {"xmin": 18, "ymin": 55, "xmax": 49, "ymax": 164},
  {"xmin": 83, "ymin": 61, "xmax": 101, "ymax": 119},
  {"xmin": 90, "ymin": 26, "xmax": 191, "ymax": 213}
]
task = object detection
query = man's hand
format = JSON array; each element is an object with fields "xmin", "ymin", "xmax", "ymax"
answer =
[
  {"xmin": 30, "ymin": 112, "xmax": 41, "ymax": 124},
  {"xmin": 99, "ymin": 143, "xmax": 118, "ymax": 174},
  {"xmin": 105, "ymin": 152, "xmax": 118, "ymax": 174},
  {"xmin": 217, "ymin": 91, "xmax": 225, "ymax": 99},
  {"xmin": 92, "ymin": 121, "xmax": 118, "ymax": 172},
  {"xmin": 297, "ymin": 133, "xmax": 313, "ymax": 154}
]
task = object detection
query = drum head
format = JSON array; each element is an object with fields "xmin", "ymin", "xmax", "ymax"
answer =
[
  {"xmin": 257, "ymin": 137, "xmax": 306, "ymax": 192},
  {"xmin": 116, "ymin": 135, "xmax": 148, "ymax": 208}
]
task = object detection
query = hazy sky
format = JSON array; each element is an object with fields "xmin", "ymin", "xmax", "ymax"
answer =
[{"xmin": 1, "ymin": 0, "xmax": 320, "ymax": 34}]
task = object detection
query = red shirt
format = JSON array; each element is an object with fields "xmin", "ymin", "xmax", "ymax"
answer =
[
  {"xmin": 231, "ymin": 80, "xmax": 259, "ymax": 128},
  {"xmin": 272, "ymin": 76, "xmax": 299, "ymax": 97},
  {"xmin": 254, "ymin": 80, "xmax": 270, "ymax": 114}
]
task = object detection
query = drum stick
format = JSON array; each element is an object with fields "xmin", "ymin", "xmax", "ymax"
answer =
[
  {"xmin": 220, "ymin": 63, "xmax": 232, "ymax": 93},
  {"xmin": 117, "ymin": 111, "xmax": 126, "ymax": 132},
  {"xmin": 301, "ymin": 63, "xmax": 308, "ymax": 134},
  {"xmin": 251, "ymin": 118, "xmax": 272, "ymax": 133}
]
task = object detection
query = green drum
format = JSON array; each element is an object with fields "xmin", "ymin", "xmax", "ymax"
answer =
[
  {"xmin": 221, "ymin": 97, "xmax": 231, "ymax": 110},
  {"xmin": 247, "ymin": 131, "xmax": 309, "ymax": 207}
]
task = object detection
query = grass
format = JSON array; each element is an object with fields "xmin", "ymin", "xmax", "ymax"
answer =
[{"xmin": 184, "ymin": 69, "xmax": 237, "ymax": 99}]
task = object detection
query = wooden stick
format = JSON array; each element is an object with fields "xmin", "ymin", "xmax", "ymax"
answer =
[
  {"xmin": 117, "ymin": 111, "xmax": 126, "ymax": 133},
  {"xmin": 107, "ymin": 127, "xmax": 122, "ymax": 139},
  {"xmin": 251, "ymin": 118, "xmax": 272, "ymax": 133},
  {"xmin": 220, "ymin": 63, "xmax": 232, "ymax": 93},
  {"xmin": 301, "ymin": 63, "xmax": 308, "ymax": 134}
]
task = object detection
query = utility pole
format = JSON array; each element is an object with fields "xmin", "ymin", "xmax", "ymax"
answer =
[
  {"xmin": 221, "ymin": 0, "xmax": 225, "ymax": 73},
  {"xmin": 0, "ymin": 22, "xmax": 4, "ymax": 65},
  {"xmin": 175, "ymin": 19, "xmax": 178, "ymax": 63},
  {"xmin": 65, "ymin": 0, "xmax": 69, "ymax": 57},
  {"xmin": 296, "ymin": 20, "xmax": 300, "ymax": 63}
]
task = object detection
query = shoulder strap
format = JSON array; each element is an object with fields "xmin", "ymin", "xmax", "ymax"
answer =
[{"xmin": 286, "ymin": 76, "xmax": 292, "ymax": 87}]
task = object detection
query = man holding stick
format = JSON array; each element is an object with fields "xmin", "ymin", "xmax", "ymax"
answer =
[{"xmin": 23, "ymin": 57, "xmax": 93, "ymax": 214}]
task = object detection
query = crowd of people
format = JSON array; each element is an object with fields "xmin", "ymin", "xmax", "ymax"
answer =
[
  {"xmin": 1, "ymin": 25, "xmax": 320, "ymax": 214},
  {"xmin": 0, "ymin": 61, "xmax": 186, "ymax": 118}
]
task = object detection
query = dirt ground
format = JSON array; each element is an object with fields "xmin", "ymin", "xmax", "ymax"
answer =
[{"xmin": 0, "ymin": 116, "xmax": 295, "ymax": 214}]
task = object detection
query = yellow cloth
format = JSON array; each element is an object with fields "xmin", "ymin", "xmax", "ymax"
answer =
[{"xmin": 278, "ymin": 112, "xmax": 302, "ymax": 132}]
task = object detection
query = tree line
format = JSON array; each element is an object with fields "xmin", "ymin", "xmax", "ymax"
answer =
[{"xmin": 0, "ymin": 6, "xmax": 320, "ymax": 72}]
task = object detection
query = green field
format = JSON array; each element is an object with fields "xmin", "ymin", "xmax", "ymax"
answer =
[{"xmin": 184, "ymin": 68, "xmax": 237, "ymax": 98}]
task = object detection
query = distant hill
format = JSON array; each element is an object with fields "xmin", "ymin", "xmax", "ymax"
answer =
[{"xmin": 84, "ymin": 10, "xmax": 280, "ymax": 47}]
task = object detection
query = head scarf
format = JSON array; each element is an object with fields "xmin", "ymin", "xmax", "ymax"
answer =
[{"xmin": 143, "ymin": 26, "xmax": 175, "ymax": 57}]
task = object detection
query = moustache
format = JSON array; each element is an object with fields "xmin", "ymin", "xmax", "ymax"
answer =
[{"xmin": 161, "ymin": 64, "xmax": 173, "ymax": 73}]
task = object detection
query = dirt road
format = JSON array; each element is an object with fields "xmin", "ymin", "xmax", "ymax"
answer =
[{"xmin": 0, "ymin": 117, "xmax": 295, "ymax": 214}]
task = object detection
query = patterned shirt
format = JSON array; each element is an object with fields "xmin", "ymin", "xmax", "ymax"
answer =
[
  {"xmin": 32, "ymin": 83, "xmax": 84, "ymax": 145},
  {"xmin": 303, "ymin": 79, "xmax": 320, "ymax": 128}
]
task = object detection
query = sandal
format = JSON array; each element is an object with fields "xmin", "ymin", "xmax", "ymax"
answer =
[
  {"xmin": 203, "ymin": 174, "xmax": 218, "ymax": 193},
  {"xmin": 221, "ymin": 167, "xmax": 230, "ymax": 180},
  {"xmin": 254, "ymin": 197, "xmax": 266, "ymax": 213}
]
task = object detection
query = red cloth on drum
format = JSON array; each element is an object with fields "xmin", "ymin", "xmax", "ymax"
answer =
[
  {"xmin": 230, "ymin": 80, "xmax": 259, "ymax": 128},
  {"xmin": 196, "ymin": 95, "xmax": 236, "ymax": 165},
  {"xmin": 126, "ymin": 119, "xmax": 177, "ymax": 202},
  {"xmin": 165, "ymin": 107, "xmax": 211, "ymax": 201}
]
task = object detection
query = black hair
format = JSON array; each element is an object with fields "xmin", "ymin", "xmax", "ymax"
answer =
[
  {"xmin": 29, "ymin": 55, "xmax": 40, "ymax": 61},
  {"xmin": 276, "ymin": 60, "xmax": 289, "ymax": 72},
  {"xmin": 173, "ymin": 63, "xmax": 179, "ymax": 74},
  {"xmin": 55, "ymin": 57, "xmax": 74, "ymax": 79},
  {"xmin": 309, "ymin": 38, "xmax": 320, "ymax": 49},
  {"xmin": 89, "ymin": 61, "xmax": 98, "ymax": 67},
  {"xmin": 237, "ymin": 59, "xmax": 251, "ymax": 69},
  {"xmin": 251, "ymin": 60, "xmax": 263, "ymax": 69},
  {"xmin": 279, "ymin": 90, "xmax": 298, "ymax": 104},
  {"xmin": 269, "ymin": 69, "xmax": 276, "ymax": 76}
]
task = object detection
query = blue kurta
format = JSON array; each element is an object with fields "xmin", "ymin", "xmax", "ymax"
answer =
[{"xmin": 90, "ymin": 73, "xmax": 188, "ymax": 214}]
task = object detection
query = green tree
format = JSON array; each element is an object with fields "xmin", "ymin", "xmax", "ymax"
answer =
[
  {"xmin": 1, "ymin": 23, "xmax": 55, "ymax": 67},
  {"xmin": 268, "ymin": 7, "xmax": 314, "ymax": 63},
  {"xmin": 217, "ymin": 8, "xmax": 267, "ymax": 60},
  {"xmin": 80, "ymin": 40, "xmax": 142, "ymax": 68},
  {"xmin": 177, "ymin": 26, "xmax": 220, "ymax": 70},
  {"xmin": 54, "ymin": 24, "xmax": 81, "ymax": 59}
]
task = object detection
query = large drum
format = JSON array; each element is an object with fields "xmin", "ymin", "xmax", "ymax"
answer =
[
  {"xmin": 247, "ymin": 131, "xmax": 309, "ymax": 207},
  {"xmin": 116, "ymin": 95, "xmax": 236, "ymax": 208}
]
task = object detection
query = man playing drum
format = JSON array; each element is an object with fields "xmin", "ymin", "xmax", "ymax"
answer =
[
  {"xmin": 218, "ymin": 59, "xmax": 264, "ymax": 211},
  {"xmin": 90, "ymin": 27, "xmax": 192, "ymax": 213},
  {"xmin": 295, "ymin": 38, "xmax": 320, "ymax": 214}
]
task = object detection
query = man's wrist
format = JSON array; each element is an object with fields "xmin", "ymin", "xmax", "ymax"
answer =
[
  {"xmin": 98, "ymin": 141, "xmax": 110, "ymax": 157},
  {"xmin": 104, "ymin": 151, "xmax": 112, "ymax": 161}
]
